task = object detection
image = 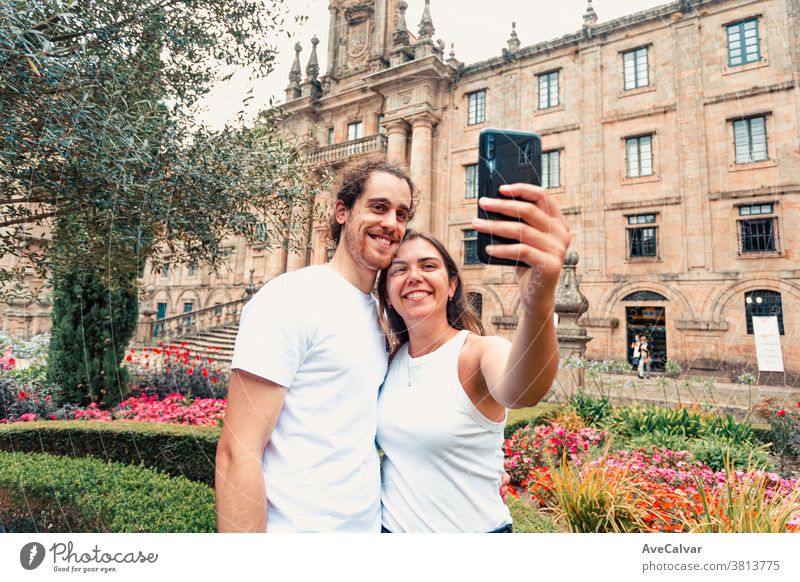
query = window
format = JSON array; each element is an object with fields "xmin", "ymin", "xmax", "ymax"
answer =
[
  {"xmin": 327, "ymin": 127, "xmax": 334, "ymax": 145},
  {"xmin": 627, "ymin": 214, "xmax": 657, "ymax": 258},
  {"xmin": 154, "ymin": 303, "xmax": 167, "ymax": 337},
  {"xmin": 463, "ymin": 229, "xmax": 480, "ymax": 265},
  {"xmin": 347, "ymin": 121, "xmax": 363, "ymax": 141},
  {"xmin": 326, "ymin": 246, "xmax": 335, "ymax": 261},
  {"xmin": 727, "ymin": 18, "xmax": 760, "ymax": 66},
  {"xmin": 467, "ymin": 292, "xmax": 483, "ymax": 320},
  {"xmin": 744, "ymin": 290, "xmax": 784, "ymax": 335},
  {"xmin": 541, "ymin": 150, "xmax": 560, "ymax": 189},
  {"xmin": 626, "ymin": 135, "xmax": 653, "ymax": 177},
  {"xmin": 467, "ymin": 90, "xmax": 486, "ymax": 125},
  {"xmin": 161, "ymin": 263, "xmax": 170, "ymax": 278},
  {"xmin": 377, "ymin": 114, "xmax": 385, "ymax": 135},
  {"xmin": 187, "ymin": 264, "xmax": 197, "ymax": 277},
  {"xmin": 623, "ymin": 47, "xmax": 649, "ymax": 90},
  {"xmin": 733, "ymin": 116, "xmax": 768, "ymax": 164},
  {"xmin": 538, "ymin": 71, "xmax": 559, "ymax": 109},
  {"xmin": 738, "ymin": 203, "xmax": 776, "ymax": 253},
  {"xmin": 182, "ymin": 302, "xmax": 194, "ymax": 329},
  {"xmin": 465, "ymin": 164, "xmax": 478, "ymax": 199}
]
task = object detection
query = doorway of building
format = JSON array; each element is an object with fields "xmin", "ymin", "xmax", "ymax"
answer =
[{"xmin": 626, "ymin": 306, "xmax": 667, "ymax": 372}]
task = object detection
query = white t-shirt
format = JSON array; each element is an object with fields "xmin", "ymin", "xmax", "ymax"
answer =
[
  {"xmin": 377, "ymin": 330, "xmax": 512, "ymax": 532},
  {"xmin": 230, "ymin": 265, "xmax": 387, "ymax": 532}
]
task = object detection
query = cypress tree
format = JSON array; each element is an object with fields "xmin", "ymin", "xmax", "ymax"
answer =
[{"xmin": 48, "ymin": 270, "xmax": 138, "ymax": 408}]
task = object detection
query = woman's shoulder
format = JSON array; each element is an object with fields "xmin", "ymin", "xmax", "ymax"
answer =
[{"xmin": 462, "ymin": 333, "xmax": 511, "ymax": 364}]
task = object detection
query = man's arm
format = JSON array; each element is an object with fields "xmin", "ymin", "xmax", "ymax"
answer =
[{"xmin": 215, "ymin": 369, "xmax": 287, "ymax": 533}]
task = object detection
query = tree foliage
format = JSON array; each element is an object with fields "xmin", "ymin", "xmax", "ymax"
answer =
[{"xmin": 0, "ymin": 0, "xmax": 318, "ymax": 298}]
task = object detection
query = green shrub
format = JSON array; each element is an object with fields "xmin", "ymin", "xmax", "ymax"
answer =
[
  {"xmin": 701, "ymin": 414, "xmax": 754, "ymax": 444},
  {"xmin": 568, "ymin": 390, "xmax": 612, "ymax": 426},
  {"xmin": 0, "ymin": 451, "xmax": 215, "ymax": 532},
  {"xmin": 610, "ymin": 405, "xmax": 704, "ymax": 438},
  {"xmin": 0, "ymin": 421, "xmax": 220, "ymax": 486},
  {"xmin": 507, "ymin": 494, "xmax": 564, "ymax": 533},
  {"xmin": 614, "ymin": 432, "xmax": 693, "ymax": 454},
  {"xmin": 689, "ymin": 437, "xmax": 773, "ymax": 473}
]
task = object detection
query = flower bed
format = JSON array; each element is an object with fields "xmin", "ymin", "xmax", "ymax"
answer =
[
  {"xmin": 505, "ymin": 420, "xmax": 800, "ymax": 533},
  {"xmin": 73, "ymin": 392, "xmax": 225, "ymax": 426}
]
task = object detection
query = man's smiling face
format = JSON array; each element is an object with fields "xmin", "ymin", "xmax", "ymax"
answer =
[{"xmin": 338, "ymin": 171, "xmax": 413, "ymax": 272}]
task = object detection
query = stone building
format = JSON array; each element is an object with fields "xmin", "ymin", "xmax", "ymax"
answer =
[
  {"xmin": 274, "ymin": 0, "xmax": 800, "ymax": 370},
  {"xmin": 115, "ymin": 0, "xmax": 800, "ymax": 375}
]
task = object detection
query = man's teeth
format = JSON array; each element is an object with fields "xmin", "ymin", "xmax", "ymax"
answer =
[{"xmin": 372, "ymin": 235, "xmax": 392, "ymax": 246}]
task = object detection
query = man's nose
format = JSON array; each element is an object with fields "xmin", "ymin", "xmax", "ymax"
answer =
[{"xmin": 380, "ymin": 210, "xmax": 399, "ymax": 231}]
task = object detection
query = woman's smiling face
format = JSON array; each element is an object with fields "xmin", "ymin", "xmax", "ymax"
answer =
[{"xmin": 386, "ymin": 237, "xmax": 456, "ymax": 327}]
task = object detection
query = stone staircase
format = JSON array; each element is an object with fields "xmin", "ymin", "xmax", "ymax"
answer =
[{"xmin": 179, "ymin": 324, "xmax": 238, "ymax": 366}]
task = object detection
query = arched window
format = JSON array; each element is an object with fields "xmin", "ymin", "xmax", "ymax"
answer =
[
  {"xmin": 622, "ymin": 290, "xmax": 668, "ymax": 302},
  {"xmin": 744, "ymin": 290, "xmax": 784, "ymax": 335},
  {"xmin": 467, "ymin": 292, "xmax": 483, "ymax": 320}
]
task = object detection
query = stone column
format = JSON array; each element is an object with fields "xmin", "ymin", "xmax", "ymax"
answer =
[
  {"xmin": 384, "ymin": 119, "xmax": 409, "ymax": 166},
  {"xmin": 553, "ymin": 250, "xmax": 592, "ymax": 398},
  {"xmin": 408, "ymin": 113, "xmax": 436, "ymax": 233}
]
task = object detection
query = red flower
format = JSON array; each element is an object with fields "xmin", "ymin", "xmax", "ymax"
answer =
[
  {"xmin": 187, "ymin": 368, "xmax": 194, "ymax": 375},
  {"xmin": 181, "ymin": 341, "xmax": 188, "ymax": 347},
  {"xmin": 17, "ymin": 391, "xmax": 26, "ymax": 399},
  {"xmin": 211, "ymin": 377, "xmax": 218, "ymax": 384},
  {"xmin": 778, "ymin": 410, "xmax": 786, "ymax": 417},
  {"xmin": 125, "ymin": 355, "xmax": 132, "ymax": 362},
  {"xmin": 49, "ymin": 415, "xmax": 57, "ymax": 420}
]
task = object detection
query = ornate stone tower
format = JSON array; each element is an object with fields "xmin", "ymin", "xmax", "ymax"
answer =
[{"xmin": 325, "ymin": 0, "xmax": 405, "ymax": 84}]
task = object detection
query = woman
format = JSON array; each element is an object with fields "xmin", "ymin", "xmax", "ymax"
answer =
[
  {"xmin": 375, "ymin": 183, "xmax": 571, "ymax": 532},
  {"xmin": 638, "ymin": 335, "xmax": 651, "ymax": 379},
  {"xmin": 631, "ymin": 334, "xmax": 641, "ymax": 371}
]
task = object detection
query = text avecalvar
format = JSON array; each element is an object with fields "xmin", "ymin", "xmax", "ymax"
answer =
[{"xmin": 642, "ymin": 544, "xmax": 702, "ymax": 554}]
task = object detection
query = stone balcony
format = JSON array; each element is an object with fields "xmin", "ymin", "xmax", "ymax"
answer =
[{"xmin": 306, "ymin": 134, "xmax": 387, "ymax": 166}]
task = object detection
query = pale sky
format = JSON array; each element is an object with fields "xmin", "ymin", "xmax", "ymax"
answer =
[{"xmin": 193, "ymin": 0, "xmax": 669, "ymax": 130}]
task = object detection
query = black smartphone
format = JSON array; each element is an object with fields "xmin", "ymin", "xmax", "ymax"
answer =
[{"xmin": 476, "ymin": 128, "xmax": 542, "ymax": 267}]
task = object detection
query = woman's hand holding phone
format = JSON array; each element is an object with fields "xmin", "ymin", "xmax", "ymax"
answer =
[{"xmin": 471, "ymin": 183, "xmax": 571, "ymax": 313}]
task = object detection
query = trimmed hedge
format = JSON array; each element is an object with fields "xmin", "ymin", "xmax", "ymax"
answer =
[
  {"xmin": 507, "ymin": 495, "xmax": 564, "ymax": 533},
  {"xmin": 0, "ymin": 421, "xmax": 220, "ymax": 487},
  {"xmin": 0, "ymin": 451, "xmax": 215, "ymax": 532}
]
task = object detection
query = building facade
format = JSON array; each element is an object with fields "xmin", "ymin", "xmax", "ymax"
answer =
[
  {"xmin": 120, "ymin": 0, "xmax": 800, "ymax": 375},
  {"xmin": 276, "ymin": 0, "xmax": 800, "ymax": 370}
]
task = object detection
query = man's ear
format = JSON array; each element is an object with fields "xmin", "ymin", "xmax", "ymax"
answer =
[{"xmin": 334, "ymin": 199, "xmax": 348, "ymax": 226}]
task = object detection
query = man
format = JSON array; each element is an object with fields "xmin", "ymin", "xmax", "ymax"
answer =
[{"xmin": 216, "ymin": 157, "xmax": 414, "ymax": 532}]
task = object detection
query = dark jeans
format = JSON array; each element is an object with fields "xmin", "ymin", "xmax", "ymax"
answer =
[{"xmin": 381, "ymin": 523, "xmax": 513, "ymax": 533}]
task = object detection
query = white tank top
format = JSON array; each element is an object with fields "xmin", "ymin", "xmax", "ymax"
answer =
[{"xmin": 376, "ymin": 330, "xmax": 512, "ymax": 532}]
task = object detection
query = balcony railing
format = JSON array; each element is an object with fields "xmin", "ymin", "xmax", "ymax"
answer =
[
  {"xmin": 306, "ymin": 134, "xmax": 388, "ymax": 165},
  {"xmin": 136, "ymin": 297, "xmax": 249, "ymax": 344}
]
